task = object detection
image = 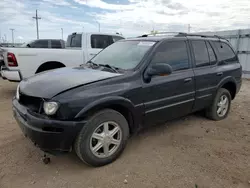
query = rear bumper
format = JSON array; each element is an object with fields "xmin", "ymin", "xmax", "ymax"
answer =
[
  {"xmin": 12, "ymin": 98, "xmax": 85, "ymax": 152},
  {"xmin": 1, "ymin": 66, "xmax": 22, "ymax": 82}
]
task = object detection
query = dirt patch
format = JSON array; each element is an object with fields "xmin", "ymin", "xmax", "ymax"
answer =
[{"xmin": 0, "ymin": 80, "xmax": 249, "ymax": 188}]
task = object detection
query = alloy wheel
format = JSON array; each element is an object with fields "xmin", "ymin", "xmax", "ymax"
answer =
[
  {"xmin": 90, "ymin": 121, "xmax": 122, "ymax": 158},
  {"xmin": 217, "ymin": 94, "xmax": 229, "ymax": 117}
]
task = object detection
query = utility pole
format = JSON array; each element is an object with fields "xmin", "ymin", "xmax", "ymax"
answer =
[
  {"xmin": 10, "ymin": 29, "xmax": 15, "ymax": 44},
  {"xmin": 97, "ymin": 22, "xmax": 100, "ymax": 32},
  {"xmin": 61, "ymin": 28, "xmax": 63, "ymax": 40},
  {"xmin": 33, "ymin": 9, "xmax": 41, "ymax": 39},
  {"xmin": 188, "ymin": 24, "xmax": 191, "ymax": 33}
]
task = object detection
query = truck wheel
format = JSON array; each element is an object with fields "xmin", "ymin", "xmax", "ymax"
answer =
[
  {"xmin": 74, "ymin": 109, "xmax": 129, "ymax": 167},
  {"xmin": 206, "ymin": 88, "xmax": 231, "ymax": 121}
]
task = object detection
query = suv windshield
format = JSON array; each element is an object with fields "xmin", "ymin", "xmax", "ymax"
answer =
[{"xmin": 91, "ymin": 40, "xmax": 155, "ymax": 70}]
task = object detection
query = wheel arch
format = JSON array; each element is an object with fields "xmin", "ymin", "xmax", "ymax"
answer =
[
  {"xmin": 75, "ymin": 97, "xmax": 139, "ymax": 134},
  {"xmin": 217, "ymin": 76, "xmax": 237, "ymax": 100},
  {"xmin": 35, "ymin": 61, "xmax": 66, "ymax": 74}
]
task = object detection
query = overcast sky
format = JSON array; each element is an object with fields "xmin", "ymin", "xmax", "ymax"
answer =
[{"xmin": 0, "ymin": 0, "xmax": 250, "ymax": 42}]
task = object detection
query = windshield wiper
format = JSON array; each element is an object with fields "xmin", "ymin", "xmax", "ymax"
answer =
[
  {"xmin": 86, "ymin": 60, "xmax": 99, "ymax": 68},
  {"xmin": 98, "ymin": 64, "xmax": 119, "ymax": 73}
]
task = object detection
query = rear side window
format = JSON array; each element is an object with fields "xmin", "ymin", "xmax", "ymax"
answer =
[
  {"xmin": 191, "ymin": 41, "xmax": 210, "ymax": 67},
  {"xmin": 51, "ymin": 40, "xmax": 62, "ymax": 48},
  {"xmin": 213, "ymin": 41, "xmax": 237, "ymax": 63},
  {"xmin": 66, "ymin": 34, "xmax": 82, "ymax": 47},
  {"xmin": 91, "ymin": 35, "xmax": 113, "ymax": 49},
  {"xmin": 31, "ymin": 40, "xmax": 48, "ymax": 48},
  {"xmin": 151, "ymin": 41, "xmax": 189, "ymax": 71},
  {"xmin": 206, "ymin": 41, "xmax": 217, "ymax": 65}
]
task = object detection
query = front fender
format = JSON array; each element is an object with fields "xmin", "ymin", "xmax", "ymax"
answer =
[{"xmin": 75, "ymin": 96, "xmax": 137, "ymax": 119}]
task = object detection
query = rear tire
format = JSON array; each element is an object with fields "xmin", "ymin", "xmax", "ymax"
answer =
[
  {"xmin": 74, "ymin": 109, "xmax": 129, "ymax": 167},
  {"xmin": 206, "ymin": 88, "xmax": 231, "ymax": 121}
]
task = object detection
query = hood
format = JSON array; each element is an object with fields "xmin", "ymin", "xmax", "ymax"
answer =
[{"xmin": 19, "ymin": 67, "xmax": 122, "ymax": 98}]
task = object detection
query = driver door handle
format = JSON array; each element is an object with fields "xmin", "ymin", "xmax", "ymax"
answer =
[{"xmin": 184, "ymin": 78, "xmax": 192, "ymax": 83}]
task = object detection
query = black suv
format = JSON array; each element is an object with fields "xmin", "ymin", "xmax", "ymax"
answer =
[{"xmin": 12, "ymin": 33, "xmax": 242, "ymax": 167}]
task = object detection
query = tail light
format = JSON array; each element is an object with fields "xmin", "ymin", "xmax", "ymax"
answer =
[{"xmin": 7, "ymin": 52, "xmax": 18, "ymax": 67}]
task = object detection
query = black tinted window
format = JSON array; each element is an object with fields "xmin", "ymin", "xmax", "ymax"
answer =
[
  {"xmin": 192, "ymin": 41, "xmax": 210, "ymax": 67},
  {"xmin": 91, "ymin": 35, "xmax": 112, "ymax": 49},
  {"xmin": 31, "ymin": 40, "xmax": 48, "ymax": 48},
  {"xmin": 151, "ymin": 41, "xmax": 189, "ymax": 71},
  {"xmin": 51, "ymin": 40, "xmax": 62, "ymax": 48},
  {"xmin": 66, "ymin": 34, "xmax": 82, "ymax": 47},
  {"xmin": 206, "ymin": 42, "xmax": 216, "ymax": 65},
  {"xmin": 213, "ymin": 41, "xmax": 237, "ymax": 63}
]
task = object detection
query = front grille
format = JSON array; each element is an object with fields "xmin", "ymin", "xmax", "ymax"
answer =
[{"xmin": 19, "ymin": 93, "xmax": 43, "ymax": 113}]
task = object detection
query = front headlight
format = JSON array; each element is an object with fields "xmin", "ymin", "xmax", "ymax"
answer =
[
  {"xmin": 43, "ymin": 101, "xmax": 59, "ymax": 115},
  {"xmin": 16, "ymin": 84, "xmax": 20, "ymax": 100}
]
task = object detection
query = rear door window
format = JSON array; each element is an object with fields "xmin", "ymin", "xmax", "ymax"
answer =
[
  {"xmin": 206, "ymin": 41, "xmax": 217, "ymax": 65},
  {"xmin": 213, "ymin": 41, "xmax": 237, "ymax": 63},
  {"xmin": 191, "ymin": 40, "xmax": 210, "ymax": 68},
  {"xmin": 31, "ymin": 40, "xmax": 48, "ymax": 48},
  {"xmin": 91, "ymin": 35, "xmax": 113, "ymax": 49},
  {"xmin": 51, "ymin": 40, "xmax": 62, "ymax": 48}
]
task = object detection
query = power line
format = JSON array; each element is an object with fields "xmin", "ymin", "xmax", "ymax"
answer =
[
  {"xmin": 10, "ymin": 28, "xmax": 15, "ymax": 44},
  {"xmin": 32, "ymin": 9, "xmax": 41, "ymax": 39}
]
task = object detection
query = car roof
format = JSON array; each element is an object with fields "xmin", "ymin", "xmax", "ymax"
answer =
[
  {"xmin": 124, "ymin": 33, "xmax": 229, "ymax": 43},
  {"xmin": 125, "ymin": 35, "xmax": 176, "ymax": 42}
]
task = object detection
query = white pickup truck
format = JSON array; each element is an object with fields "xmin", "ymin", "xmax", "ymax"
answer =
[{"xmin": 0, "ymin": 32, "xmax": 124, "ymax": 82}]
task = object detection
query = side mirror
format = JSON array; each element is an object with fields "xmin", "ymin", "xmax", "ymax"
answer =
[
  {"xmin": 147, "ymin": 63, "xmax": 172, "ymax": 76},
  {"xmin": 144, "ymin": 63, "xmax": 172, "ymax": 82}
]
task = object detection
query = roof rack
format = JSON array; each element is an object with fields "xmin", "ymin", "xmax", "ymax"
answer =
[
  {"xmin": 214, "ymin": 35, "xmax": 229, "ymax": 41},
  {"xmin": 139, "ymin": 32, "xmax": 186, "ymax": 37},
  {"xmin": 138, "ymin": 32, "xmax": 229, "ymax": 41},
  {"xmin": 176, "ymin": 33, "xmax": 229, "ymax": 41}
]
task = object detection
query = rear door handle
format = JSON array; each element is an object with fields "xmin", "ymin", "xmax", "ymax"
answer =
[
  {"xmin": 217, "ymin": 72, "xmax": 223, "ymax": 76},
  {"xmin": 184, "ymin": 78, "xmax": 192, "ymax": 83}
]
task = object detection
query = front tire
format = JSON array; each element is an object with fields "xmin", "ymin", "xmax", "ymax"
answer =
[
  {"xmin": 206, "ymin": 88, "xmax": 231, "ymax": 120},
  {"xmin": 74, "ymin": 109, "xmax": 129, "ymax": 167}
]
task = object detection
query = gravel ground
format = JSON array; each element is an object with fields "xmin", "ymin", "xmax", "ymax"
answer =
[{"xmin": 0, "ymin": 80, "xmax": 249, "ymax": 188}]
